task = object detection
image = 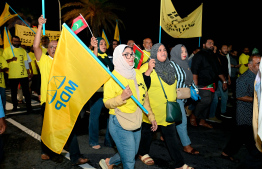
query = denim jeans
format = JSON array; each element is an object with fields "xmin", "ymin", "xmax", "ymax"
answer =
[
  {"xmin": 0, "ymin": 87, "xmax": 5, "ymax": 111},
  {"xmin": 108, "ymin": 115, "xmax": 141, "ymax": 169},
  {"xmin": 209, "ymin": 81, "xmax": 228, "ymax": 118},
  {"xmin": 89, "ymin": 98, "xmax": 113, "ymax": 147},
  {"xmin": 176, "ymin": 99, "xmax": 191, "ymax": 146}
]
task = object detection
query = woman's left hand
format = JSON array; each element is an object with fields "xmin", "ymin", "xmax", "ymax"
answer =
[{"xmin": 151, "ymin": 120, "xmax": 158, "ymax": 132}]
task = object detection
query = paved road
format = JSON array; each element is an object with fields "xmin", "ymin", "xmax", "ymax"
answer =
[{"xmin": 0, "ymin": 89, "xmax": 249, "ymax": 169}]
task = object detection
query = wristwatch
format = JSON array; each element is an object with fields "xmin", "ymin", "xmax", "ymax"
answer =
[{"xmin": 223, "ymin": 81, "xmax": 227, "ymax": 84}]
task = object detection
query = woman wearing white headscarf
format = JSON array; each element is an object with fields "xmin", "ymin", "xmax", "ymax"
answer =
[{"xmin": 99, "ymin": 45, "xmax": 157, "ymax": 169}]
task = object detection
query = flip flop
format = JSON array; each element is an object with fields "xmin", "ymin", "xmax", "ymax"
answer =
[{"xmin": 184, "ymin": 148, "xmax": 199, "ymax": 155}]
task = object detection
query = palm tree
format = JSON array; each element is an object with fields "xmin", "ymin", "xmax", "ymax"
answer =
[{"xmin": 62, "ymin": 0, "xmax": 124, "ymax": 37}]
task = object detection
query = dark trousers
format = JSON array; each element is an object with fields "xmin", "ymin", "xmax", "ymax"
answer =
[
  {"xmin": 40, "ymin": 103, "xmax": 81, "ymax": 163},
  {"xmin": 193, "ymin": 89, "xmax": 214, "ymax": 120},
  {"xmin": 223, "ymin": 125, "xmax": 262, "ymax": 168},
  {"xmin": 138, "ymin": 122, "xmax": 184, "ymax": 168},
  {"xmin": 9, "ymin": 78, "xmax": 31, "ymax": 112}
]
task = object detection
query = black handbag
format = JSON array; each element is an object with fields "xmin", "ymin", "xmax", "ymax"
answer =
[{"xmin": 157, "ymin": 75, "xmax": 182, "ymax": 123}]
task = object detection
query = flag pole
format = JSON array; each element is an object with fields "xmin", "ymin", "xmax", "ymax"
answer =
[
  {"xmin": 159, "ymin": 0, "xmax": 162, "ymax": 43},
  {"xmin": 79, "ymin": 13, "xmax": 94, "ymax": 37},
  {"xmin": 42, "ymin": 0, "xmax": 45, "ymax": 35},
  {"xmin": 8, "ymin": 3, "xmax": 36, "ymax": 34},
  {"xmin": 4, "ymin": 27, "xmax": 15, "ymax": 57},
  {"xmin": 198, "ymin": 37, "xmax": 201, "ymax": 47},
  {"xmin": 63, "ymin": 23, "xmax": 149, "ymax": 114}
]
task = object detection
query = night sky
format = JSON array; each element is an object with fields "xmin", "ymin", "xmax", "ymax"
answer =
[{"xmin": 1, "ymin": 0, "xmax": 261, "ymax": 54}]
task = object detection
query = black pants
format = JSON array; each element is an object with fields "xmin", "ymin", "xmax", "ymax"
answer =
[
  {"xmin": 138, "ymin": 122, "xmax": 184, "ymax": 168},
  {"xmin": 223, "ymin": 125, "xmax": 262, "ymax": 168},
  {"xmin": 9, "ymin": 78, "xmax": 31, "ymax": 112},
  {"xmin": 193, "ymin": 89, "xmax": 214, "ymax": 120},
  {"xmin": 40, "ymin": 103, "xmax": 81, "ymax": 164}
]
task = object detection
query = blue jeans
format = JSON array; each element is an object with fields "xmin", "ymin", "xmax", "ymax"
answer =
[
  {"xmin": 0, "ymin": 87, "xmax": 6, "ymax": 111},
  {"xmin": 209, "ymin": 81, "xmax": 228, "ymax": 118},
  {"xmin": 176, "ymin": 99, "xmax": 191, "ymax": 146},
  {"xmin": 89, "ymin": 98, "xmax": 112, "ymax": 147},
  {"xmin": 108, "ymin": 115, "xmax": 141, "ymax": 169}
]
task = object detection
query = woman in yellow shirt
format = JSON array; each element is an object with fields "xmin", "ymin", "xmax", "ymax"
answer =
[
  {"xmin": 138, "ymin": 43, "xmax": 194, "ymax": 169},
  {"xmin": 99, "ymin": 44, "xmax": 157, "ymax": 169}
]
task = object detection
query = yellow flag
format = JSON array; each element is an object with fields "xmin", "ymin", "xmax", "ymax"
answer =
[
  {"xmin": 114, "ymin": 20, "xmax": 120, "ymax": 42},
  {"xmin": 4, "ymin": 28, "xmax": 12, "ymax": 50},
  {"xmin": 160, "ymin": 1, "xmax": 202, "ymax": 38},
  {"xmin": 0, "ymin": 3, "xmax": 18, "ymax": 27},
  {"xmin": 102, "ymin": 30, "xmax": 109, "ymax": 49},
  {"xmin": 41, "ymin": 24, "xmax": 111, "ymax": 154}
]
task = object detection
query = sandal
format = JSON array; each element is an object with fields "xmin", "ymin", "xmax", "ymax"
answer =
[
  {"xmin": 72, "ymin": 157, "xmax": 89, "ymax": 166},
  {"xmin": 184, "ymin": 148, "xmax": 199, "ymax": 155},
  {"xmin": 199, "ymin": 122, "xmax": 213, "ymax": 129},
  {"xmin": 139, "ymin": 154, "xmax": 154, "ymax": 165},
  {"xmin": 182, "ymin": 164, "xmax": 194, "ymax": 169}
]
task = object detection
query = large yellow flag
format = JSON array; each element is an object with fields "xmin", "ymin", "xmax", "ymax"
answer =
[
  {"xmin": 4, "ymin": 28, "xmax": 12, "ymax": 50},
  {"xmin": 160, "ymin": 1, "xmax": 202, "ymax": 38},
  {"xmin": 114, "ymin": 20, "xmax": 120, "ymax": 42},
  {"xmin": 0, "ymin": 3, "xmax": 18, "ymax": 27},
  {"xmin": 41, "ymin": 24, "xmax": 111, "ymax": 154}
]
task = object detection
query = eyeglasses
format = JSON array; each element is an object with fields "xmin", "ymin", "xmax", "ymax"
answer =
[{"xmin": 122, "ymin": 53, "xmax": 135, "ymax": 59}]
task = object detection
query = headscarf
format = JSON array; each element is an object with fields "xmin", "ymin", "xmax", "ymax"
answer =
[
  {"xmin": 97, "ymin": 37, "xmax": 114, "ymax": 71},
  {"xmin": 150, "ymin": 43, "xmax": 176, "ymax": 85},
  {"xmin": 113, "ymin": 44, "xmax": 136, "ymax": 80},
  {"xmin": 170, "ymin": 44, "xmax": 193, "ymax": 86}
]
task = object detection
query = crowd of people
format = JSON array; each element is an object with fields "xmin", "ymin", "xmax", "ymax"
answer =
[{"xmin": 0, "ymin": 15, "xmax": 262, "ymax": 168}]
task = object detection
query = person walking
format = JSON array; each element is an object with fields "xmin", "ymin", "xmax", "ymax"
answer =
[
  {"xmin": 138, "ymin": 43, "xmax": 194, "ymax": 169},
  {"xmin": 99, "ymin": 44, "xmax": 157, "ymax": 169},
  {"xmin": 170, "ymin": 44, "xmax": 199, "ymax": 155}
]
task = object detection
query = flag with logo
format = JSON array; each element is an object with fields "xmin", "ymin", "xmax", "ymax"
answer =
[
  {"xmin": 102, "ymin": 29, "xmax": 109, "ymax": 49},
  {"xmin": 0, "ymin": 3, "xmax": 18, "ymax": 27},
  {"xmin": 114, "ymin": 20, "xmax": 120, "ymax": 42},
  {"xmin": 133, "ymin": 44, "xmax": 144, "ymax": 69},
  {"xmin": 160, "ymin": 1, "xmax": 202, "ymax": 38},
  {"xmin": 41, "ymin": 24, "xmax": 111, "ymax": 154},
  {"xmin": 71, "ymin": 15, "xmax": 88, "ymax": 34},
  {"xmin": 4, "ymin": 27, "xmax": 12, "ymax": 50},
  {"xmin": 199, "ymin": 83, "xmax": 216, "ymax": 93}
]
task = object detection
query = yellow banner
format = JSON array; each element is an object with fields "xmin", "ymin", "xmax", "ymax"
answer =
[
  {"xmin": 0, "ymin": 3, "xmax": 18, "ymax": 27},
  {"xmin": 41, "ymin": 24, "xmax": 110, "ymax": 154},
  {"xmin": 15, "ymin": 24, "xmax": 60, "ymax": 46},
  {"xmin": 160, "ymin": 1, "xmax": 202, "ymax": 38}
]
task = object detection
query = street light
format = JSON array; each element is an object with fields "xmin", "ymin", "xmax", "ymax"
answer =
[{"xmin": 58, "ymin": 0, "xmax": 61, "ymax": 31}]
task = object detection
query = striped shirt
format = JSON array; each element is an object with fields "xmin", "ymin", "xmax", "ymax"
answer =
[{"xmin": 170, "ymin": 61, "xmax": 198, "ymax": 90}]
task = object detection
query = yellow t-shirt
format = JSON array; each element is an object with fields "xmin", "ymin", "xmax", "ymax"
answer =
[
  {"xmin": 239, "ymin": 53, "xmax": 249, "ymax": 75},
  {"xmin": 3, "ymin": 46, "xmax": 28, "ymax": 79},
  {"xmin": 140, "ymin": 63, "xmax": 177, "ymax": 126},
  {"xmin": 0, "ymin": 56, "xmax": 8, "ymax": 88},
  {"xmin": 37, "ymin": 53, "xmax": 53, "ymax": 105},
  {"xmin": 103, "ymin": 69, "xmax": 147, "ymax": 115},
  {"xmin": 28, "ymin": 52, "xmax": 38, "ymax": 75},
  {"xmin": 142, "ymin": 50, "xmax": 150, "ymax": 64}
]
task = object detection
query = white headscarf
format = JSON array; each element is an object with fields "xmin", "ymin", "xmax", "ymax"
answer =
[{"xmin": 113, "ymin": 44, "xmax": 136, "ymax": 79}]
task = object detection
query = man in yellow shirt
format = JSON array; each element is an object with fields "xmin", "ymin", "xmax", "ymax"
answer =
[
  {"xmin": 33, "ymin": 15, "xmax": 88, "ymax": 165},
  {"xmin": 2, "ymin": 36, "xmax": 32, "ymax": 112},
  {"xmin": 0, "ymin": 56, "xmax": 8, "ymax": 110},
  {"xmin": 142, "ymin": 38, "xmax": 152, "ymax": 64},
  {"xmin": 239, "ymin": 47, "xmax": 250, "ymax": 75}
]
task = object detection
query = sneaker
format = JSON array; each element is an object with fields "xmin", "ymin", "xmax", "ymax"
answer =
[
  {"xmin": 206, "ymin": 117, "xmax": 222, "ymax": 123},
  {"xmin": 220, "ymin": 112, "xmax": 233, "ymax": 119}
]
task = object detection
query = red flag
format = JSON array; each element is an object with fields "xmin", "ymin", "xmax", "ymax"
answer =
[
  {"xmin": 71, "ymin": 15, "xmax": 88, "ymax": 34},
  {"xmin": 133, "ymin": 44, "xmax": 144, "ymax": 69},
  {"xmin": 199, "ymin": 83, "xmax": 216, "ymax": 92}
]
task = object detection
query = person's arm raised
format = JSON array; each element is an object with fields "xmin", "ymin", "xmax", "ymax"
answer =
[{"xmin": 33, "ymin": 15, "xmax": 46, "ymax": 61}]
